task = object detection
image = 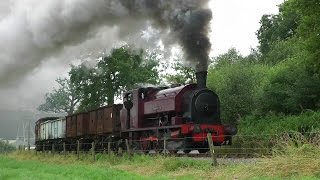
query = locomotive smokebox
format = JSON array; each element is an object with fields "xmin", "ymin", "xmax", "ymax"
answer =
[{"xmin": 195, "ymin": 71, "xmax": 207, "ymax": 89}]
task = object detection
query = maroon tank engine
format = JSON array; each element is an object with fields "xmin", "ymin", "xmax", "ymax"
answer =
[{"xmin": 120, "ymin": 71, "xmax": 236, "ymax": 151}]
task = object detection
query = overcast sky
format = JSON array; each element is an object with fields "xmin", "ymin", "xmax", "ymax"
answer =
[
  {"xmin": 0, "ymin": 0, "xmax": 283, "ymax": 112},
  {"xmin": 209, "ymin": 0, "xmax": 283, "ymax": 56}
]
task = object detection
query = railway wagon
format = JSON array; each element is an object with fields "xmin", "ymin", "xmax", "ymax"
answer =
[
  {"xmin": 35, "ymin": 105, "xmax": 123, "ymax": 151},
  {"xmin": 66, "ymin": 112, "xmax": 89, "ymax": 138},
  {"xmin": 35, "ymin": 117, "xmax": 66, "ymax": 150},
  {"xmin": 83, "ymin": 104, "xmax": 123, "ymax": 150}
]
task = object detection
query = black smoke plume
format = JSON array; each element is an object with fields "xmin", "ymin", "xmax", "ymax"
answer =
[{"xmin": 0, "ymin": 0, "xmax": 212, "ymax": 86}]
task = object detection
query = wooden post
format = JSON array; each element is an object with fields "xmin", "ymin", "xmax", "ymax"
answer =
[
  {"xmin": 63, "ymin": 142, "xmax": 66, "ymax": 157},
  {"xmin": 23, "ymin": 145, "xmax": 25, "ymax": 151},
  {"xmin": 92, "ymin": 142, "xmax": 95, "ymax": 161},
  {"xmin": 42, "ymin": 144, "xmax": 45, "ymax": 154},
  {"xmin": 207, "ymin": 133, "xmax": 218, "ymax": 166},
  {"xmin": 164, "ymin": 137, "xmax": 167, "ymax": 157},
  {"xmin": 125, "ymin": 139, "xmax": 131, "ymax": 156},
  {"xmin": 52, "ymin": 144, "xmax": 55, "ymax": 156},
  {"xmin": 107, "ymin": 142, "xmax": 111, "ymax": 154},
  {"xmin": 118, "ymin": 147, "xmax": 122, "ymax": 155},
  {"xmin": 77, "ymin": 141, "xmax": 80, "ymax": 160},
  {"xmin": 28, "ymin": 144, "xmax": 30, "ymax": 152}
]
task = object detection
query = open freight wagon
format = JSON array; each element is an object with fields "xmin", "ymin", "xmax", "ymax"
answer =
[{"xmin": 65, "ymin": 104, "xmax": 123, "ymax": 139}]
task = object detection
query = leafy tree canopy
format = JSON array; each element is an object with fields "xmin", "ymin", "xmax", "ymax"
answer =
[
  {"xmin": 257, "ymin": 0, "xmax": 301, "ymax": 60},
  {"xmin": 38, "ymin": 77, "xmax": 80, "ymax": 115},
  {"xmin": 164, "ymin": 59, "xmax": 196, "ymax": 85},
  {"xmin": 70, "ymin": 46, "xmax": 160, "ymax": 111}
]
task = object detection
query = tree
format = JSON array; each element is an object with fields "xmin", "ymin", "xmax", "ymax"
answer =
[
  {"xmin": 164, "ymin": 59, "xmax": 196, "ymax": 85},
  {"xmin": 293, "ymin": 0, "xmax": 320, "ymax": 72},
  {"xmin": 68, "ymin": 63, "xmax": 102, "ymax": 112},
  {"xmin": 212, "ymin": 48, "xmax": 244, "ymax": 69},
  {"xmin": 256, "ymin": 0, "xmax": 300, "ymax": 61},
  {"xmin": 38, "ymin": 77, "xmax": 80, "ymax": 115},
  {"xmin": 207, "ymin": 50, "xmax": 260, "ymax": 124},
  {"xmin": 70, "ymin": 46, "xmax": 160, "ymax": 111},
  {"xmin": 258, "ymin": 58, "xmax": 320, "ymax": 115},
  {"xmin": 254, "ymin": 0, "xmax": 320, "ymax": 115},
  {"xmin": 0, "ymin": 140, "xmax": 15, "ymax": 153}
]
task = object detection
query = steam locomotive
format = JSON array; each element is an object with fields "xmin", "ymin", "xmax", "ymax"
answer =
[{"xmin": 35, "ymin": 71, "xmax": 236, "ymax": 153}]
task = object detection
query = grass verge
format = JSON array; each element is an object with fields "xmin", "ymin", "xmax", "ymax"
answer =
[{"xmin": 5, "ymin": 143, "xmax": 320, "ymax": 180}]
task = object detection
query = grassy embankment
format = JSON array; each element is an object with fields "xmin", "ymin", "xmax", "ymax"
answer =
[
  {"xmin": 1, "ymin": 112, "xmax": 319, "ymax": 179},
  {"xmin": 3, "ymin": 139, "xmax": 320, "ymax": 180},
  {"xmin": 231, "ymin": 111, "xmax": 320, "ymax": 149}
]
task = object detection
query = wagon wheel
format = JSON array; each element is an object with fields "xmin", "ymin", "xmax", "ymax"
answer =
[
  {"xmin": 151, "ymin": 140, "xmax": 164, "ymax": 153},
  {"xmin": 139, "ymin": 138, "xmax": 150, "ymax": 153}
]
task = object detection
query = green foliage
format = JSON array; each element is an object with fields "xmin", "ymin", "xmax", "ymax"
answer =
[
  {"xmin": 69, "ymin": 63, "xmax": 102, "ymax": 111},
  {"xmin": 212, "ymin": 48, "xmax": 244, "ymax": 69},
  {"xmin": 207, "ymin": 49, "xmax": 266, "ymax": 124},
  {"xmin": 238, "ymin": 111, "xmax": 320, "ymax": 136},
  {"xmin": 293, "ymin": 0, "xmax": 320, "ymax": 72},
  {"xmin": 38, "ymin": 77, "xmax": 79, "ymax": 115},
  {"xmin": 208, "ymin": 0, "xmax": 320, "ymax": 122},
  {"xmin": 257, "ymin": 58, "xmax": 320, "ymax": 115},
  {"xmin": 0, "ymin": 141, "xmax": 15, "ymax": 154},
  {"xmin": 257, "ymin": 0, "xmax": 301, "ymax": 60},
  {"xmin": 69, "ymin": 46, "xmax": 160, "ymax": 111},
  {"xmin": 164, "ymin": 59, "xmax": 196, "ymax": 85},
  {"xmin": 231, "ymin": 111, "xmax": 320, "ymax": 149},
  {"xmin": 257, "ymin": 0, "xmax": 320, "ymax": 71},
  {"xmin": 262, "ymin": 38, "xmax": 300, "ymax": 65}
]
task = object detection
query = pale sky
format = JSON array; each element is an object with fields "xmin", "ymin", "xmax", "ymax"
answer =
[
  {"xmin": 209, "ymin": 0, "xmax": 283, "ymax": 56},
  {"xmin": 0, "ymin": 0, "xmax": 284, "ymax": 111}
]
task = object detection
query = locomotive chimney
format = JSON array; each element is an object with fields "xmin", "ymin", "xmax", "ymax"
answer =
[{"xmin": 195, "ymin": 71, "xmax": 207, "ymax": 89}]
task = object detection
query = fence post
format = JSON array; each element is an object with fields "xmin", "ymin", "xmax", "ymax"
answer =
[
  {"xmin": 23, "ymin": 145, "xmax": 25, "ymax": 151},
  {"xmin": 107, "ymin": 142, "xmax": 111, "ymax": 154},
  {"xmin": 125, "ymin": 139, "xmax": 131, "ymax": 156},
  {"xmin": 207, "ymin": 133, "xmax": 218, "ymax": 166},
  {"xmin": 164, "ymin": 137, "xmax": 167, "ymax": 157},
  {"xmin": 52, "ymin": 144, "xmax": 55, "ymax": 156},
  {"xmin": 63, "ymin": 142, "xmax": 66, "ymax": 157},
  {"xmin": 77, "ymin": 141, "xmax": 80, "ymax": 160},
  {"xmin": 28, "ymin": 144, "xmax": 30, "ymax": 152},
  {"xmin": 92, "ymin": 142, "xmax": 95, "ymax": 161},
  {"xmin": 42, "ymin": 144, "xmax": 45, "ymax": 154}
]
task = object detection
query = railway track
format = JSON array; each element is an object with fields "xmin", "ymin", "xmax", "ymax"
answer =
[{"xmin": 129, "ymin": 149, "xmax": 271, "ymax": 158}]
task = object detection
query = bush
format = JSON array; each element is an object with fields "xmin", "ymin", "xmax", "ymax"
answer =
[
  {"xmin": 0, "ymin": 140, "xmax": 15, "ymax": 154},
  {"xmin": 238, "ymin": 111, "xmax": 320, "ymax": 135},
  {"xmin": 208, "ymin": 62, "xmax": 268, "ymax": 124},
  {"xmin": 257, "ymin": 58, "xmax": 320, "ymax": 115},
  {"xmin": 273, "ymin": 131, "xmax": 320, "ymax": 156}
]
